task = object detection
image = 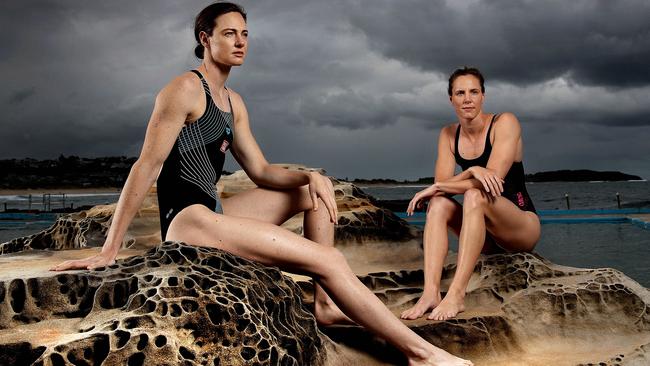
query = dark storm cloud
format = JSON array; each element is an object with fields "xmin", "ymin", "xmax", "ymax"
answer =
[
  {"xmin": 7, "ymin": 88, "xmax": 36, "ymax": 105},
  {"xmin": 0, "ymin": 0, "xmax": 649, "ymax": 179},
  {"xmin": 348, "ymin": 0, "xmax": 650, "ymax": 88}
]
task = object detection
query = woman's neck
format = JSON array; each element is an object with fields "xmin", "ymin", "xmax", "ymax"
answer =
[
  {"xmin": 199, "ymin": 61, "xmax": 231, "ymax": 90},
  {"xmin": 459, "ymin": 112, "xmax": 488, "ymax": 138}
]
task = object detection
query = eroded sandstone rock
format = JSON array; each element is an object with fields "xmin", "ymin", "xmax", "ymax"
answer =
[
  {"xmin": 314, "ymin": 252, "xmax": 650, "ymax": 366},
  {"xmin": 0, "ymin": 242, "xmax": 328, "ymax": 366}
]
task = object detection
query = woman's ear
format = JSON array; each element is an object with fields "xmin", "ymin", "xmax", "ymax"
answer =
[{"xmin": 199, "ymin": 31, "xmax": 210, "ymax": 48}]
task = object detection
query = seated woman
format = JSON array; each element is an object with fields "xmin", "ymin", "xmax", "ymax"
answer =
[
  {"xmin": 52, "ymin": 3, "xmax": 472, "ymax": 365},
  {"xmin": 400, "ymin": 67, "xmax": 540, "ymax": 321}
]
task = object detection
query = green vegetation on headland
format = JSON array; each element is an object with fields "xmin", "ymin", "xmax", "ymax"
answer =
[{"xmin": 0, "ymin": 155, "xmax": 232, "ymax": 189}]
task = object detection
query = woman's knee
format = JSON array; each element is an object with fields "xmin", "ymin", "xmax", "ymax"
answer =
[
  {"xmin": 426, "ymin": 195, "xmax": 457, "ymax": 221},
  {"xmin": 315, "ymin": 247, "xmax": 350, "ymax": 278},
  {"xmin": 297, "ymin": 184, "xmax": 315, "ymax": 209},
  {"xmin": 167, "ymin": 204, "xmax": 220, "ymax": 241},
  {"xmin": 463, "ymin": 188, "xmax": 488, "ymax": 211}
]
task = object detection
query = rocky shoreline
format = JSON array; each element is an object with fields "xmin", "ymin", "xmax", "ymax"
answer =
[{"xmin": 1, "ymin": 166, "xmax": 648, "ymax": 365}]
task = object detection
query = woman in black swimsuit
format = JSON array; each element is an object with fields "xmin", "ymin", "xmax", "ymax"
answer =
[
  {"xmin": 401, "ymin": 67, "xmax": 541, "ymax": 321},
  {"xmin": 52, "ymin": 3, "xmax": 472, "ymax": 365}
]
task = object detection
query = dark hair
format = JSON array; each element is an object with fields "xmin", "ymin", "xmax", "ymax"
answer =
[
  {"xmin": 194, "ymin": 2, "xmax": 247, "ymax": 59},
  {"xmin": 448, "ymin": 67, "xmax": 485, "ymax": 96}
]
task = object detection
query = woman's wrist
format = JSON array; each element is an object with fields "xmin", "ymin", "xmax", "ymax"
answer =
[{"xmin": 100, "ymin": 242, "xmax": 120, "ymax": 258}]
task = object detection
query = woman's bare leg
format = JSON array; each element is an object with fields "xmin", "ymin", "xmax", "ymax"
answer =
[
  {"xmin": 221, "ymin": 185, "xmax": 351, "ymax": 324},
  {"xmin": 401, "ymin": 196, "xmax": 462, "ymax": 320},
  {"xmin": 428, "ymin": 188, "xmax": 540, "ymax": 321},
  {"xmin": 167, "ymin": 205, "xmax": 473, "ymax": 366}
]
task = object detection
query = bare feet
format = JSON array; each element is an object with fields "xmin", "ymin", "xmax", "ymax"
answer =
[
  {"xmin": 400, "ymin": 290, "xmax": 442, "ymax": 320},
  {"xmin": 408, "ymin": 346, "xmax": 473, "ymax": 366},
  {"xmin": 427, "ymin": 290, "xmax": 465, "ymax": 321},
  {"xmin": 314, "ymin": 297, "xmax": 356, "ymax": 326}
]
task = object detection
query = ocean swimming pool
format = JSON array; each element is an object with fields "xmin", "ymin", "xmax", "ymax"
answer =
[{"xmin": 536, "ymin": 222, "xmax": 650, "ymax": 287}]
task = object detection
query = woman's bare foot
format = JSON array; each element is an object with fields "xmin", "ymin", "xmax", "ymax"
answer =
[
  {"xmin": 314, "ymin": 297, "xmax": 356, "ymax": 326},
  {"xmin": 408, "ymin": 346, "xmax": 473, "ymax": 366},
  {"xmin": 427, "ymin": 289, "xmax": 465, "ymax": 321},
  {"xmin": 400, "ymin": 289, "xmax": 442, "ymax": 320}
]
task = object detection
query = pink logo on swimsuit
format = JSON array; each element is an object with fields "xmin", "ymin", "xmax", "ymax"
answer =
[
  {"xmin": 517, "ymin": 192, "xmax": 525, "ymax": 207},
  {"xmin": 220, "ymin": 140, "xmax": 230, "ymax": 153}
]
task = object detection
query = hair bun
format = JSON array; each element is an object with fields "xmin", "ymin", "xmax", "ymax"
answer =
[{"xmin": 194, "ymin": 44, "xmax": 204, "ymax": 59}]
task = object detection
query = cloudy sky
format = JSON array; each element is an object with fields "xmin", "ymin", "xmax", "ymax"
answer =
[{"xmin": 2, "ymin": 0, "xmax": 650, "ymax": 179}]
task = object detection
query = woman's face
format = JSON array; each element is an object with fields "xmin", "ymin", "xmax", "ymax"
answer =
[
  {"xmin": 449, "ymin": 75, "xmax": 484, "ymax": 120},
  {"xmin": 202, "ymin": 12, "xmax": 248, "ymax": 66}
]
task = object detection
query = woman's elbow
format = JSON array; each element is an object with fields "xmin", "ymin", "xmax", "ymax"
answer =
[{"xmin": 131, "ymin": 157, "xmax": 163, "ymax": 178}]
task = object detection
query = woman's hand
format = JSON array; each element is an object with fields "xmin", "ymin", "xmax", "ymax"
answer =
[
  {"xmin": 406, "ymin": 184, "xmax": 440, "ymax": 216},
  {"xmin": 468, "ymin": 166, "xmax": 504, "ymax": 196},
  {"xmin": 308, "ymin": 172, "xmax": 338, "ymax": 223},
  {"xmin": 50, "ymin": 251, "xmax": 116, "ymax": 271}
]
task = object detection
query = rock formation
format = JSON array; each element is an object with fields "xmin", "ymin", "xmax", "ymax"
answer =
[
  {"xmin": 0, "ymin": 242, "xmax": 330, "ymax": 366},
  {"xmin": 317, "ymin": 252, "xmax": 650, "ymax": 365},
  {"xmin": 1, "ymin": 165, "xmax": 415, "ymax": 257},
  {"xmin": 1, "ymin": 165, "xmax": 649, "ymax": 365}
]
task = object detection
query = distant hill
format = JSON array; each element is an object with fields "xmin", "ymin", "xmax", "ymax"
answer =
[
  {"xmin": 2, "ymin": 157, "xmax": 643, "ymax": 189},
  {"xmin": 525, "ymin": 170, "xmax": 642, "ymax": 182},
  {"xmin": 0, "ymin": 155, "xmax": 232, "ymax": 189}
]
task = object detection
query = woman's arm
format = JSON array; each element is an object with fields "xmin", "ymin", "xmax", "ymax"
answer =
[
  {"xmin": 51, "ymin": 74, "xmax": 200, "ymax": 270},
  {"xmin": 407, "ymin": 126, "xmax": 458, "ymax": 214},
  {"xmin": 436, "ymin": 114, "xmax": 522, "ymax": 196},
  {"xmin": 228, "ymin": 91, "xmax": 337, "ymax": 221}
]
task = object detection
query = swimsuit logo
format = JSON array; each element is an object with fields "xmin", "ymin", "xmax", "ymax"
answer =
[
  {"xmin": 220, "ymin": 140, "xmax": 230, "ymax": 153},
  {"xmin": 516, "ymin": 192, "xmax": 525, "ymax": 207},
  {"xmin": 225, "ymin": 127, "xmax": 231, "ymax": 135}
]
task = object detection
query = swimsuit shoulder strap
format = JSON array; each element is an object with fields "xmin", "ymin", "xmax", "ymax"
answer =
[
  {"xmin": 485, "ymin": 113, "xmax": 498, "ymax": 148},
  {"xmin": 225, "ymin": 87, "xmax": 235, "ymax": 121},
  {"xmin": 190, "ymin": 70, "xmax": 211, "ymax": 95}
]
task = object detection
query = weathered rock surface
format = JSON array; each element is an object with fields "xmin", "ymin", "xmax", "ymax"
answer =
[
  {"xmin": 0, "ymin": 193, "xmax": 161, "ymax": 255},
  {"xmin": 1, "ymin": 165, "xmax": 416, "ymax": 256},
  {"xmin": 314, "ymin": 253, "xmax": 650, "ymax": 366},
  {"xmin": 2, "ymin": 244, "xmax": 649, "ymax": 365},
  {"xmin": 0, "ymin": 242, "xmax": 330, "ymax": 366}
]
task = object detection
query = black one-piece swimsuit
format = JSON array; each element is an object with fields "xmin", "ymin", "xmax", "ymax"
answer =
[
  {"xmin": 454, "ymin": 114, "xmax": 536, "ymax": 213},
  {"xmin": 157, "ymin": 70, "xmax": 234, "ymax": 240}
]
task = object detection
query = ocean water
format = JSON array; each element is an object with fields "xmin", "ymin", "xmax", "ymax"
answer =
[
  {"xmin": 1, "ymin": 182, "xmax": 649, "ymax": 286},
  {"xmin": 361, "ymin": 180, "xmax": 650, "ymax": 210}
]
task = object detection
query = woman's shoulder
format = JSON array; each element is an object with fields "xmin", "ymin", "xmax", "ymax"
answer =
[
  {"xmin": 494, "ymin": 112, "xmax": 519, "ymax": 125},
  {"xmin": 156, "ymin": 72, "xmax": 204, "ymax": 105},
  {"xmin": 440, "ymin": 122, "xmax": 460, "ymax": 137},
  {"xmin": 493, "ymin": 112, "xmax": 522, "ymax": 136}
]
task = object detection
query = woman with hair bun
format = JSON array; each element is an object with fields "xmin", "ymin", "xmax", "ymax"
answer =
[{"xmin": 52, "ymin": 2, "xmax": 472, "ymax": 365}]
